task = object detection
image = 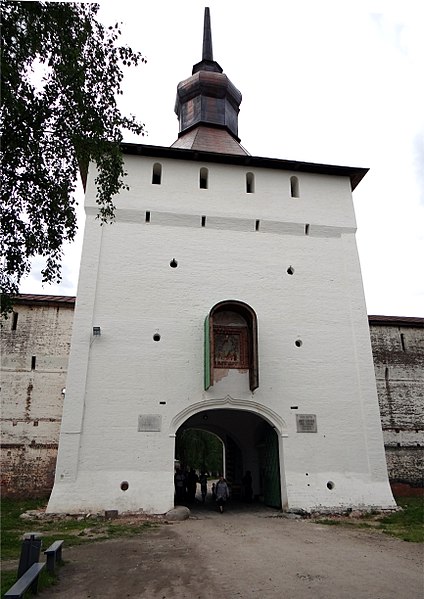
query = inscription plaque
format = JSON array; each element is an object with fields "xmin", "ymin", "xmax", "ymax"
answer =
[
  {"xmin": 296, "ymin": 414, "xmax": 317, "ymax": 433},
  {"xmin": 138, "ymin": 414, "xmax": 162, "ymax": 432}
]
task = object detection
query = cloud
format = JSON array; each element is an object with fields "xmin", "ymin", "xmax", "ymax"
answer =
[{"xmin": 413, "ymin": 131, "xmax": 424, "ymax": 207}]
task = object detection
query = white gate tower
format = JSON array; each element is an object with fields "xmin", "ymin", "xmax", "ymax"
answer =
[{"xmin": 48, "ymin": 9, "xmax": 395, "ymax": 514}]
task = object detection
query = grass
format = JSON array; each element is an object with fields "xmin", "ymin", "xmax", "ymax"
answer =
[
  {"xmin": 1, "ymin": 497, "xmax": 159, "ymax": 597},
  {"xmin": 378, "ymin": 497, "xmax": 424, "ymax": 542},
  {"xmin": 315, "ymin": 497, "xmax": 424, "ymax": 543}
]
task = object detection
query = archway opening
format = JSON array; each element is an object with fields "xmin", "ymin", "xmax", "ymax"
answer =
[
  {"xmin": 175, "ymin": 428, "xmax": 223, "ymax": 476},
  {"xmin": 174, "ymin": 408, "xmax": 282, "ymax": 509}
]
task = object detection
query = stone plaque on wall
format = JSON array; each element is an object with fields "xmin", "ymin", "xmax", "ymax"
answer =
[
  {"xmin": 296, "ymin": 414, "xmax": 317, "ymax": 433},
  {"xmin": 138, "ymin": 414, "xmax": 162, "ymax": 432}
]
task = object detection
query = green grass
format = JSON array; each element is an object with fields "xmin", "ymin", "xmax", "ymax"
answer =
[
  {"xmin": 1, "ymin": 497, "xmax": 46, "ymax": 561},
  {"xmin": 1, "ymin": 567, "xmax": 58, "ymax": 599},
  {"xmin": 315, "ymin": 497, "xmax": 424, "ymax": 542},
  {"xmin": 378, "ymin": 497, "xmax": 424, "ymax": 542},
  {"xmin": 1, "ymin": 497, "xmax": 158, "ymax": 597}
]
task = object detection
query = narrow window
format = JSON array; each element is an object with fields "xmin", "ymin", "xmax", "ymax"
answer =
[
  {"xmin": 305, "ymin": 224, "xmax": 310, "ymax": 235},
  {"xmin": 145, "ymin": 211, "xmax": 151, "ymax": 223},
  {"xmin": 152, "ymin": 163, "xmax": 162, "ymax": 185},
  {"xmin": 12, "ymin": 312, "xmax": 18, "ymax": 331},
  {"xmin": 400, "ymin": 333, "xmax": 406, "ymax": 352},
  {"xmin": 200, "ymin": 167, "xmax": 208, "ymax": 189},
  {"xmin": 31, "ymin": 356, "xmax": 36, "ymax": 370},
  {"xmin": 201, "ymin": 215, "xmax": 206, "ymax": 227},
  {"xmin": 255, "ymin": 220, "xmax": 260, "ymax": 231},
  {"xmin": 246, "ymin": 172, "xmax": 255, "ymax": 194},
  {"xmin": 290, "ymin": 176, "xmax": 299, "ymax": 198}
]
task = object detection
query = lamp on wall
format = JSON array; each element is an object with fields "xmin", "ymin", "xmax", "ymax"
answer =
[{"xmin": 92, "ymin": 326, "xmax": 101, "ymax": 336}]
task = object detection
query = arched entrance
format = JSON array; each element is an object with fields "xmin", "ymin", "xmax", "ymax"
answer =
[{"xmin": 171, "ymin": 399, "xmax": 288, "ymax": 509}]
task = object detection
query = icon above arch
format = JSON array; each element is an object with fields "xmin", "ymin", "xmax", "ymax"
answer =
[{"xmin": 204, "ymin": 300, "xmax": 259, "ymax": 392}]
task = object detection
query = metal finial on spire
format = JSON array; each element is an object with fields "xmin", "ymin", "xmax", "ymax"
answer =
[{"xmin": 202, "ymin": 7, "xmax": 213, "ymax": 61}]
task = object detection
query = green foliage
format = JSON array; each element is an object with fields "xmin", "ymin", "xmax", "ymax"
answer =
[
  {"xmin": 1, "ymin": 570, "xmax": 21, "ymax": 598},
  {"xmin": 1, "ymin": 496, "xmax": 158, "ymax": 595},
  {"xmin": 378, "ymin": 497, "xmax": 424, "ymax": 542},
  {"xmin": 315, "ymin": 497, "xmax": 424, "ymax": 542},
  {"xmin": 1, "ymin": 497, "xmax": 157, "ymax": 559},
  {"xmin": 1, "ymin": 497, "xmax": 46, "ymax": 560},
  {"xmin": 1, "ymin": 2, "xmax": 146, "ymax": 315},
  {"xmin": 175, "ymin": 428, "xmax": 223, "ymax": 473}
]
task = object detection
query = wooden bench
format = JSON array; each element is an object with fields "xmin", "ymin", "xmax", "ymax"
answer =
[
  {"xmin": 4, "ymin": 562, "xmax": 45, "ymax": 598},
  {"xmin": 44, "ymin": 540, "xmax": 64, "ymax": 573}
]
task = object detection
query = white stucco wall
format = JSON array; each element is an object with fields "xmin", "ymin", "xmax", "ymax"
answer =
[{"xmin": 48, "ymin": 154, "xmax": 395, "ymax": 514}]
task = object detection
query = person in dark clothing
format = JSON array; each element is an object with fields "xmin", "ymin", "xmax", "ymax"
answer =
[
  {"xmin": 199, "ymin": 471, "xmax": 208, "ymax": 503},
  {"xmin": 215, "ymin": 475, "xmax": 229, "ymax": 513},
  {"xmin": 174, "ymin": 468, "xmax": 186, "ymax": 504},
  {"xmin": 187, "ymin": 468, "xmax": 199, "ymax": 503}
]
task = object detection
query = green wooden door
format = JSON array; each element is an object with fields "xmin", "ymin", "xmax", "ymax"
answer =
[{"xmin": 263, "ymin": 427, "xmax": 281, "ymax": 508}]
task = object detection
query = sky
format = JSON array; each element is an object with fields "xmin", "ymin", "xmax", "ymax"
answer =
[{"xmin": 20, "ymin": 0, "xmax": 424, "ymax": 317}]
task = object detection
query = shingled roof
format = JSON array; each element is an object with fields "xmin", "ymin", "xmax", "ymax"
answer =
[
  {"xmin": 171, "ymin": 125, "xmax": 248, "ymax": 155},
  {"xmin": 11, "ymin": 294, "xmax": 76, "ymax": 306},
  {"xmin": 368, "ymin": 315, "xmax": 424, "ymax": 327}
]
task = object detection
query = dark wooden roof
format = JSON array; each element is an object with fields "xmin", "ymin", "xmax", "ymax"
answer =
[
  {"xmin": 122, "ymin": 142, "xmax": 368, "ymax": 190},
  {"xmin": 12, "ymin": 294, "xmax": 76, "ymax": 306},
  {"xmin": 171, "ymin": 125, "xmax": 248, "ymax": 155},
  {"xmin": 368, "ymin": 315, "xmax": 424, "ymax": 327}
]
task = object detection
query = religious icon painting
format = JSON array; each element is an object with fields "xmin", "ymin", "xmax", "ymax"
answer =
[{"xmin": 213, "ymin": 326, "xmax": 248, "ymax": 368}]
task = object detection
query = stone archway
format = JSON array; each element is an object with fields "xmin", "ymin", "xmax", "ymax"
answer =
[{"xmin": 171, "ymin": 397, "xmax": 288, "ymax": 509}]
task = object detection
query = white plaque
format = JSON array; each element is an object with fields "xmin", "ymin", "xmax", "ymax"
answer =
[
  {"xmin": 296, "ymin": 414, "xmax": 317, "ymax": 433},
  {"xmin": 138, "ymin": 414, "xmax": 162, "ymax": 432}
]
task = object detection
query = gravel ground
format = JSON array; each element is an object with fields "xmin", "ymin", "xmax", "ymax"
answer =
[{"xmin": 34, "ymin": 502, "xmax": 423, "ymax": 598}]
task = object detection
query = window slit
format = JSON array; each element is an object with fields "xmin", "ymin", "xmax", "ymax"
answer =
[
  {"xmin": 200, "ymin": 167, "xmax": 208, "ymax": 189},
  {"xmin": 152, "ymin": 163, "xmax": 162, "ymax": 185},
  {"xmin": 290, "ymin": 176, "xmax": 299, "ymax": 198}
]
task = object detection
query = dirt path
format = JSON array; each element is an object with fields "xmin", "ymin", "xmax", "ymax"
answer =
[{"xmin": 39, "ymin": 504, "xmax": 422, "ymax": 599}]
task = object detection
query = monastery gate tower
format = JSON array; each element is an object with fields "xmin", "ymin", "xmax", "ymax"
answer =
[{"xmin": 48, "ymin": 9, "xmax": 395, "ymax": 514}]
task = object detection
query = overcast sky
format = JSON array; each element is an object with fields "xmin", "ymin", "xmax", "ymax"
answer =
[{"xmin": 20, "ymin": 0, "xmax": 424, "ymax": 317}]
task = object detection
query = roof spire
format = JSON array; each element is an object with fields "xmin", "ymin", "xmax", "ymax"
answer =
[
  {"xmin": 192, "ymin": 7, "xmax": 222, "ymax": 74},
  {"xmin": 202, "ymin": 7, "xmax": 213, "ymax": 61},
  {"xmin": 171, "ymin": 7, "xmax": 248, "ymax": 155}
]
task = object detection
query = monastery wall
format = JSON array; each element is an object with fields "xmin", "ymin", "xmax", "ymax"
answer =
[
  {"xmin": 370, "ymin": 320, "xmax": 424, "ymax": 486},
  {"xmin": 1, "ymin": 298, "xmax": 74, "ymax": 497}
]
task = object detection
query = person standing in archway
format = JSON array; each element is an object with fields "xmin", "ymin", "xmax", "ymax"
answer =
[
  {"xmin": 199, "ymin": 471, "xmax": 208, "ymax": 503},
  {"xmin": 187, "ymin": 468, "xmax": 199, "ymax": 503},
  {"xmin": 215, "ymin": 475, "xmax": 229, "ymax": 513},
  {"xmin": 174, "ymin": 468, "xmax": 186, "ymax": 505}
]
